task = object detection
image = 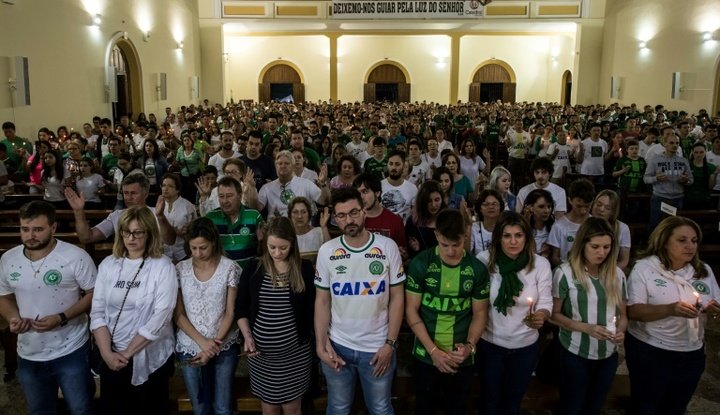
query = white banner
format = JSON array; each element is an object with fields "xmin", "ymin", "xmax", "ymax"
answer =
[{"xmin": 331, "ymin": 1, "xmax": 486, "ymax": 19}]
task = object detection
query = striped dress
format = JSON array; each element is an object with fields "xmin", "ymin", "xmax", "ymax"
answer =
[{"xmin": 247, "ymin": 274, "xmax": 312, "ymax": 404}]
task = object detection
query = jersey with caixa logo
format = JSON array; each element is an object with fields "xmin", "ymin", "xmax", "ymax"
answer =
[
  {"xmin": 315, "ymin": 233, "xmax": 405, "ymax": 352},
  {"xmin": 405, "ymin": 247, "xmax": 490, "ymax": 366}
]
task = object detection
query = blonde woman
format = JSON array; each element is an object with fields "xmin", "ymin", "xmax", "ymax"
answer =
[
  {"xmin": 90, "ymin": 206, "xmax": 177, "ymax": 414},
  {"xmin": 551, "ymin": 217, "xmax": 627, "ymax": 415},
  {"xmin": 590, "ymin": 190, "xmax": 631, "ymax": 271}
]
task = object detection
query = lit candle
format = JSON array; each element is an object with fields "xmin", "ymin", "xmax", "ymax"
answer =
[
  {"xmin": 694, "ymin": 291, "xmax": 702, "ymax": 311},
  {"xmin": 607, "ymin": 315, "xmax": 617, "ymax": 336}
]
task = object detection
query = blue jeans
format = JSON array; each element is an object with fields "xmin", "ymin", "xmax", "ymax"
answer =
[
  {"xmin": 17, "ymin": 341, "xmax": 95, "ymax": 415},
  {"xmin": 477, "ymin": 339, "xmax": 539, "ymax": 415},
  {"xmin": 557, "ymin": 347, "xmax": 618, "ymax": 415},
  {"xmin": 178, "ymin": 344, "xmax": 239, "ymax": 415},
  {"xmin": 648, "ymin": 194, "xmax": 683, "ymax": 229},
  {"xmin": 321, "ymin": 340, "xmax": 396, "ymax": 415},
  {"xmin": 625, "ymin": 333, "xmax": 705, "ymax": 415}
]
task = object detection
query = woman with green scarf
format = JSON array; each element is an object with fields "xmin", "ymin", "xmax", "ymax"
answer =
[{"xmin": 475, "ymin": 211, "xmax": 553, "ymax": 415}]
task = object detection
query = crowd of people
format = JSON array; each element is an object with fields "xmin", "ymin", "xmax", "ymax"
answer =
[{"xmin": 0, "ymin": 98, "xmax": 719, "ymax": 415}]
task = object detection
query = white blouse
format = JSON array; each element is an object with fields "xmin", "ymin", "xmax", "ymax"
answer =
[
  {"xmin": 90, "ymin": 255, "xmax": 177, "ymax": 386},
  {"xmin": 175, "ymin": 257, "xmax": 241, "ymax": 355}
]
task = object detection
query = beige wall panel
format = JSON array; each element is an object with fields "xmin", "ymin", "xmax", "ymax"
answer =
[
  {"xmin": 336, "ymin": 35, "xmax": 451, "ymax": 103},
  {"xmin": 224, "ymin": 35, "xmax": 329, "ymax": 102},
  {"xmin": 598, "ymin": 0, "xmax": 720, "ymax": 112},
  {"xmin": 0, "ymin": 0, "xmax": 202, "ymax": 139}
]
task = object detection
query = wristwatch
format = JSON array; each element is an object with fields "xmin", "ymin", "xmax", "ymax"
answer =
[
  {"xmin": 385, "ymin": 338, "xmax": 398, "ymax": 350},
  {"xmin": 58, "ymin": 312, "xmax": 68, "ymax": 327}
]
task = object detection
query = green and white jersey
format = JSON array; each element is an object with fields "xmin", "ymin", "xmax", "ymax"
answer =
[
  {"xmin": 406, "ymin": 247, "xmax": 490, "ymax": 366},
  {"xmin": 552, "ymin": 263, "xmax": 627, "ymax": 360},
  {"xmin": 315, "ymin": 233, "xmax": 405, "ymax": 352}
]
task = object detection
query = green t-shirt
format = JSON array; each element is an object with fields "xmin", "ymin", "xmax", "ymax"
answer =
[
  {"xmin": 406, "ymin": 247, "xmax": 490, "ymax": 366},
  {"xmin": 205, "ymin": 206, "xmax": 263, "ymax": 267},
  {"xmin": 686, "ymin": 162, "xmax": 717, "ymax": 204},
  {"xmin": 613, "ymin": 156, "xmax": 647, "ymax": 192},
  {"xmin": 363, "ymin": 157, "xmax": 387, "ymax": 179}
]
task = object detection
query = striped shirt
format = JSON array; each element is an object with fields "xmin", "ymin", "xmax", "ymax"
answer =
[
  {"xmin": 552, "ymin": 263, "xmax": 627, "ymax": 360},
  {"xmin": 205, "ymin": 206, "xmax": 262, "ymax": 268}
]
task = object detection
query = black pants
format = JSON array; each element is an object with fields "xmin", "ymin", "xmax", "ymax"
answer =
[
  {"xmin": 99, "ymin": 354, "xmax": 174, "ymax": 415},
  {"xmin": 414, "ymin": 359, "xmax": 474, "ymax": 415}
]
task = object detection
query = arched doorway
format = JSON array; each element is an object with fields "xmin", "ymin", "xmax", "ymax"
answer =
[
  {"xmin": 364, "ymin": 62, "xmax": 411, "ymax": 103},
  {"xmin": 258, "ymin": 62, "xmax": 305, "ymax": 103},
  {"xmin": 106, "ymin": 35, "xmax": 143, "ymax": 123},
  {"xmin": 469, "ymin": 61, "xmax": 516, "ymax": 103},
  {"xmin": 561, "ymin": 70, "xmax": 572, "ymax": 106}
]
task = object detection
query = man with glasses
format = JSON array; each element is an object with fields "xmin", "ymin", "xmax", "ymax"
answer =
[
  {"xmin": 315, "ymin": 188, "xmax": 405, "ymax": 415},
  {"xmin": 0, "ymin": 201, "xmax": 97, "ymax": 414}
]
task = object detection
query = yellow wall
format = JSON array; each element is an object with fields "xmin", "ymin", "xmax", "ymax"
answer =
[
  {"xmin": 458, "ymin": 34, "xmax": 575, "ymax": 103},
  {"xmin": 337, "ymin": 35, "xmax": 451, "ymax": 103},
  {"xmin": 0, "ymin": 0, "xmax": 201, "ymax": 139},
  {"xmin": 223, "ymin": 35, "xmax": 330, "ymax": 103},
  {"xmin": 599, "ymin": 0, "xmax": 720, "ymax": 112}
]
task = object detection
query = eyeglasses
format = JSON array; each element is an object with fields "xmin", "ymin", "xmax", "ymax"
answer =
[
  {"xmin": 120, "ymin": 230, "xmax": 147, "ymax": 239},
  {"xmin": 334, "ymin": 208, "xmax": 362, "ymax": 221}
]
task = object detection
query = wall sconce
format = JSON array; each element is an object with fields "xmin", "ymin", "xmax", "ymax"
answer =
[
  {"xmin": 176, "ymin": 41, "xmax": 184, "ymax": 50},
  {"xmin": 639, "ymin": 40, "xmax": 648, "ymax": 49},
  {"xmin": 143, "ymin": 31, "xmax": 151, "ymax": 42},
  {"xmin": 93, "ymin": 14, "xmax": 102, "ymax": 26}
]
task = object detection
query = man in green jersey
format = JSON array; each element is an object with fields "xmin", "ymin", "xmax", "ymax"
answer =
[
  {"xmin": 205, "ymin": 176, "xmax": 263, "ymax": 268},
  {"xmin": 405, "ymin": 209, "xmax": 490, "ymax": 415}
]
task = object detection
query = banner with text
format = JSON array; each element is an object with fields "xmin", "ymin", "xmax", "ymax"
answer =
[{"xmin": 331, "ymin": 1, "xmax": 485, "ymax": 19}]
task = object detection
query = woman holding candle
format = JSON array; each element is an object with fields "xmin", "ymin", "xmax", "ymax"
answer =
[
  {"xmin": 551, "ymin": 217, "xmax": 627, "ymax": 415},
  {"xmin": 625, "ymin": 216, "xmax": 720, "ymax": 415},
  {"xmin": 475, "ymin": 211, "xmax": 552, "ymax": 415}
]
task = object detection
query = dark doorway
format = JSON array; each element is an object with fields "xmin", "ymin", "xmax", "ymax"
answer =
[
  {"xmin": 271, "ymin": 83, "xmax": 294, "ymax": 102},
  {"xmin": 376, "ymin": 83, "xmax": 399, "ymax": 102},
  {"xmin": 480, "ymin": 83, "xmax": 504, "ymax": 102}
]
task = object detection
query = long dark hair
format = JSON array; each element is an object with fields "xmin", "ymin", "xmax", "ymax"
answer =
[
  {"xmin": 524, "ymin": 188, "xmax": 555, "ymax": 232},
  {"xmin": 41, "ymin": 150, "xmax": 64, "ymax": 182}
]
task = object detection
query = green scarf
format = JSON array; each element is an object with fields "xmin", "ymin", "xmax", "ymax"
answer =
[{"xmin": 493, "ymin": 250, "xmax": 530, "ymax": 316}]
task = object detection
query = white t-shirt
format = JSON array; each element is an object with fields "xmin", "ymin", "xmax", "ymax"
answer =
[
  {"xmin": 315, "ymin": 233, "xmax": 405, "ymax": 352},
  {"xmin": 547, "ymin": 143, "xmax": 572, "ymax": 178},
  {"xmin": 516, "ymin": 182, "xmax": 567, "ymax": 214},
  {"xmin": 628, "ymin": 256, "xmax": 720, "ymax": 352},
  {"xmin": 175, "ymin": 257, "xmax": 241, "ymax": 355},
  {"xmin": 547, "ymin": 216, "xmax": 583, "ymax": 261},
  {"xmin": 258, "ymin": 176, "xmax": 322, "ymax": 217},
  {"xmin": 460, "ymin": 155, "xmax": 486, "ymax": 187},
  {"xmin": 470, "ymin": 221, "xmax": 493, "ymax": 256},
  {"xmin": 381, "ymin": 179, "xmax": 418, "ymax": 222},
  {"xmin": 408, "ymin": 161, "xmax": 430, "ymax": 186},
  {"xmin": 476, "ymin": 252, "xmax": 553, "ymax": 349},
  {"xmin": 579, "ymin": 138, "xmax": 607, "ymax": 176},
  {"xmin": 76, "ymin": 174, "xmax": 105, "ymax": 203},
  {"xmin": 208, "ymin": 151, "xmax": 241, "ymax": 180},
  {"xmin": 94, "ymin": 206, "xmax": 158, "ymax": 239},
  {"xmin": 346, "ymin": 141, "xmax": 368, "ymax": 161},
  {"xmin": 163, "ymin": 197, "xmax": 197, "ymax": 261},
  {"xmin": 0, "ymin": 240, "xmax": 97, "ymax": 361},
  {"xmin": 297, "ymin": 227, "xmax": 324, "ymax": 253}
]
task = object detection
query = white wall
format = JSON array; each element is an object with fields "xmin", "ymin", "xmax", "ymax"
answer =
[
  {"xmin": 458, "ymin": 34, "xmax": 575, "ymax": 103},
  {"xmin": 337, "ymin": 35, "xmax": 452, "ymax": 103},
  {"xmin": 0, "ymin": 0, "xmax": 202, "ymax": 138},
  {"xmin": 598, "ymin": 0, "xmax": 720, "ymax": 112},
  {"xmin": 223, "ymin": 35, "xmax": 330, "ymax": 103}
]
